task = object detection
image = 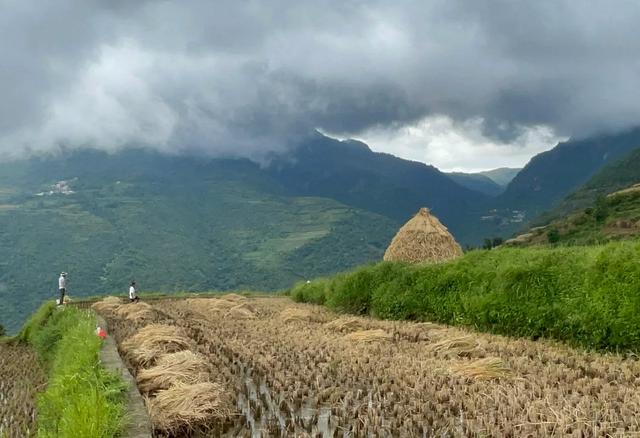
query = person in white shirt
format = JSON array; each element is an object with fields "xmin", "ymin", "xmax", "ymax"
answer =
[
  {"xmin": 58, "ymin": 272, "xmax": 67, "ymax": 305},
  {"xmin": 129, "ymin": 280, "xmax": 139, "ymax": 303}
]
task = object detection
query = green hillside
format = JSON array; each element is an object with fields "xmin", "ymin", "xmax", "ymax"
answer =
[
  {"xmin": 268, "ymin": 134, "xmax": 492, "ymax": 245},
  {"xmin": 0, "ymin": 150, "xmax": 397, "ymax": 333},
  {"xmin": 506, "ymin": 186, "xmax": 640, "ymax": 247},
  {"xmin": 478, "ymin": 168, "xmax": 521, "ymax": 187},
  {"xmin": 504, "ymin": 146, "xmax": 640, "ymax": 246},
  {"xmin": 537, "ymin": 147, "xmax": 640, "ymax": 222},
  {"xmin": 472, "ymin": 129, "xmax": 640, "ymax": 242},
  {"xmin": 496, "ymin": 128, "xmax": 640, "ymax": 218},
  {"xmin": 445, "ymin": 172, "xmax": 504, "ymax": 196},
  {"xmin": 446, "ymin": 167, "xmax": 521, "ymax": 197}
]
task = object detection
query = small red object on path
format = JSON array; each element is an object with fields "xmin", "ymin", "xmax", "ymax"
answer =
[{"xmin": 96, "ymin": 326, "xmax": 107, "ymax": 339}]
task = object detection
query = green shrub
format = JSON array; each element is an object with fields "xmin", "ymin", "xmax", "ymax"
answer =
[
  {"xmin": 290, "ymin": 278, "xmax": 329, "ymax": 304},
  {"xmin": 326, "ymin": 263, "xmax": 408, "ymax": 315},
  {"xmin": 595, "ymin": 196, "xmax": 610, "ymax": 223},
  {"xmin": 17, "ymin": 301, "xmax": 56, "ymax": 346},
  {"xmin": 292, "ymin": 240, "xmax": 640, "ymax": 351},
  {"xmin": 547, "ymin": 228, "xmax": 560, "ymax": 244}
]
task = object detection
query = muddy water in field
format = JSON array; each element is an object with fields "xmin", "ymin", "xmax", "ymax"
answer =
[
  {"xmin": 233, "ymin": 364, "xmax": 340, "ymax": 437},
  {"xmin": 0, "ymin": 344, "xmax": 46, "ymax": 438}
]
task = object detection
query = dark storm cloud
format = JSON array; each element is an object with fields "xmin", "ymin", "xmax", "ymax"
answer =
[{"xmin": 1, "ymin": 0, "xmax": 639, "ymax": 159}]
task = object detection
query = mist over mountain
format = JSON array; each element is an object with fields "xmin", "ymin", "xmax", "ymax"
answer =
[
  {"xmin": 0, "ymin": 134, "xmax": 492, "ymax": 333},
  {"xmin": 3, "ymin": 0, "xmax": 640, "ymax": 167}
]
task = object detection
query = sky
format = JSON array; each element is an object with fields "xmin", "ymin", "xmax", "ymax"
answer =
[{"xmin": 1, "ymin": 0, "xmax": 639, "ymax": 171}]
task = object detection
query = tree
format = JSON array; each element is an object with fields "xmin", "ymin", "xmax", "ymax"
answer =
[
  {"xmin": 483, "ymin": 237, "xmax": 504, "ymax": 250},
  {"xmin": 594, "ymin": 196, "xmax": 610, "ymax": 223},
  {"xmin": 547, "ymin": 228, "xmax": 560, "ymax": 244},
  {"xmin": 0, "ymin": 323, "xmax": 5, "ymax": 337}
]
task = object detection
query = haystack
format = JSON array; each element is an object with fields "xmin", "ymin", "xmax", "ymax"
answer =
[
  {"xmin": 147, "ymin": 382, "xmax": 233, "ymax": 434},
  {"xmin": 383, "ymin": 207, "xmax": 463, "ymax": 264},
  {"xmin": 344, "ymin": 329, "xmax": 392, "ymax": 342},
  {"xmin": 428, "ymin": 335, "xmax": 477, "ymax": 356},
  {"xmin": 219, "ymin": 293, "xmax": 247, "ymax": 302},
  {"xmin": 324, "ymin": 317, "xmax": 367, "ymax": 332},
  {"xmin": 452, "ymin": 357, "xmax": 511, "ymax": 380},
  {"xmin": 122, "ymin": 324, "xmax": 194, "ymax": 367},
  {"xmin": 224, "ymin": 304, "xmax": 256, "ymax": 320},
  {"xmin": 91, "ymin": 296, "xmax": 122, "ymax": 314},
  {"xmin": 187, "ymin": 298, "xmax": 235, "ymax": 313},
  {"xmin": 137, "ymin": 351, "xmax": 210, "ymax": 394},
  {"xmin": 114, "ymin": 302, "xmax": 157, "ymax": 323},
  {"xmin": 280, "ymin": 307, "xmax": 321, "ymax": 323},
  {"xmin": 185, "ymin": 298, "xmax": 256, "ymax": 320}
]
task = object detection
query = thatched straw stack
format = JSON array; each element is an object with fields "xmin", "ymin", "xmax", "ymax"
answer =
[
  {"xmin": 91, "ymin": 296, "xmax": 122, "ymax": 314},
  {"xmin": 344, "ymin": 329, "xmax": 392, "ymax": 342},
  {"xmin": 186, "ymin": 298, "xmax": 256, "ymax": 320},
  {"xmin": 383, "ymin": 207, "xmax": 463, "ymax": 264},
  {"xmin": 137, "ymin": 351, "xmax": 210, "ymax": 394},
  {"xmin": 114, "ymin": 302, "xmax": 157, "ymax": 323},
  {"xmin": 452, "ymin": 357, "xmax": 511, "ymax": 380},
  {"xmin": 122, "ymin": 324, "xmax": 195, "ymax": 367},
  {"xmin": 324, "ymin": 317, "xmax": 367, "ymax": 333},
  {"xmin": 147, "ymin": 382, "xmax": 233, "ymax": 435},
  {"xmin": 219, "ymin": 293, "xmax": 247, "ymax": 302},
  {"xmin": 429, "ymin": 335, "xmax": 477, "ymax": 357},
  {"xmin": 225, "ymin": 304, "xmax": 256, "ymax": 320},
  {"xmin": 280, "ymin": 307, "xmax": 324, "ymax": 323}
]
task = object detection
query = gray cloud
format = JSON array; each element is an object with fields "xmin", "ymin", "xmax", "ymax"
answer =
[{"xmin": 1, "ymin": 0, "xmax": 639, "ymax": 161}]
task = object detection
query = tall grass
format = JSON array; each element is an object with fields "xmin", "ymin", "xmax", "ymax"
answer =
[
  {"xmin": 17, "ymin": 301, "xmax": 56, "ymax": 347},
  {"xmin": 20, "ymin": 304, "xmax": 126, "ymax": 437},
  {"xmin": 290, "ymin": 240, "xmax": 640, "ymax": 351}
]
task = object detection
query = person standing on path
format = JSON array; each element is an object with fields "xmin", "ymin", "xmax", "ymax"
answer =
[
  {"xmin": 58, "ymin": 272, "xmax": 67, "ymax": 305},
  {"xmin": 129, "ymin": 280, "xmax": 139, "ymax": 303}
]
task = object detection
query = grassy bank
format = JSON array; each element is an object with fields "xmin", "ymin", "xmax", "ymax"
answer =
[
  {"xmin": 19, "ymin": 303, "xmax": 126, "ymax": 437},
  {"xmin": 290, "ymin": 239, "xmax": 640, "ymax": 351}
]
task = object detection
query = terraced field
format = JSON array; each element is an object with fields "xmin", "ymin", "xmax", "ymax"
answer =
[
  {"xmin": 0, "ymin": 343, "xmax": 45, "ymax": 438},
  {"xmin": 95, "ymin": 296, "xmax": 640, "ymax": 437}
]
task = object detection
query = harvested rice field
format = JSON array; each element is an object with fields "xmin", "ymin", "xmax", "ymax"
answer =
[
  {"xmin": 0, "ymin": 343, "xmax": 46, "ymax": 438},
  {"xmin": 95, "ymin": 295, "xmax": 640, "ymax": 437}
]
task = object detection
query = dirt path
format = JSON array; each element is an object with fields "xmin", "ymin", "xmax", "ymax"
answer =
[
  {"xmin": 97, "ymin": 315, "xmax": 153, "ymax": 438},
  {"xmin": 101, "ymin": 296, "xmax": 640, "ymax": 437}
]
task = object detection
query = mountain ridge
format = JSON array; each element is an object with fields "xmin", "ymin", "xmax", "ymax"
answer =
[
  {"xmin": 0, "ymin": 135, "xmax": 491, "ymax": 333},
  {"xmin": 497, "ymin": 128, "xmax": 640, "ymax": 217}
]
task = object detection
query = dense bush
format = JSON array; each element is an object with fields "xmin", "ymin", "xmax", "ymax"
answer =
[{"xmin": 291, "ymin": 240, "xmax": 640, "ymax": 351}]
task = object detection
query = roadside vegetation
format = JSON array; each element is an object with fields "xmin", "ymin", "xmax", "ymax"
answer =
[
  {"xmin": 290, "ymin": 239, "xmax": 640, "ymax": 352},
  {"xmin": 17, "ymin": 303, "xmax": 126, "ymax": 438}
]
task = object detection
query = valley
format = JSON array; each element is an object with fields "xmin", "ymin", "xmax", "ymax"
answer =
[{"xmin": 2, "ymin": 127, "xmax": 640, "ymax": 333}]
